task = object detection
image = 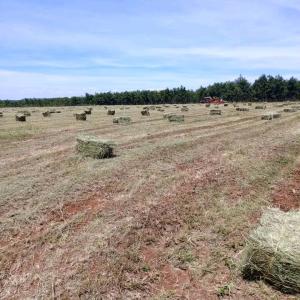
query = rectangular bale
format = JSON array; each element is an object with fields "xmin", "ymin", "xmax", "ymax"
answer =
[
  {"xmin": 76, "ymin": 136, "xmax": 114, "ymax": 159},
  {"xmin": 167, "ymin": 114, "xmax": 184, "ymax": 122}
]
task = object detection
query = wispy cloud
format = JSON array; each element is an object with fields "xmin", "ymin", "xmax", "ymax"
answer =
[{"xmin": 0, "ymin": 0, "xmax": 299, "ymax": 99}]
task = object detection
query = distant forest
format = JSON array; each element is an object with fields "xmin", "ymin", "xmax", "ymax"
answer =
[{"xmin": 1, "ymin": 75, "xmax": 300, "ymax": 107}]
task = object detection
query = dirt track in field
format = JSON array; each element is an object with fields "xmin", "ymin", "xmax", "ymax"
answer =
[{"xmin": 1, "ymin": 103, "xmax": 300, "ymax": 299}]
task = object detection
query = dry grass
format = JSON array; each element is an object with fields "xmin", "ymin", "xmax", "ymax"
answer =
[{"xmin": 0, "ymin": 103, "xmax": 300, "ymax": 299}]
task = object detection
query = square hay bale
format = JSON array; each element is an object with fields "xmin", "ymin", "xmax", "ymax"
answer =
[
  {"xmin": 210, "ymin": 109, "xmax": 222, "ymax": 115},
  {"xmin": 157, "ymin": 108, "xmax": 165, "ymax": 112},
  {"xmin": 113, "ymin": 116, "xmax": 131, "ymax": 124},
  {"xmin": 261, "ymin": 113, "xmax": 281, "ymax": 120},
  {"xmin": 84, "ymin": 108, "xmax": 92, "ymax": 114},
  {"xmin": 167, "ymin": 114, "xmax": 184, "ymax": 122},
  {"xmin": 283, "ymin": 108, "xmax": 296, "ymax": 113},
  {"xmin": 291, "ymin": 106, "xmax": 300, "ymax": 111},
  {"xmin": 248, "ymin": 103, "xmax": 253, "ymax": 106},
  {"xmin": 149, "ymin": 106, "xmax": 156, "ymax": 110},
  {"xmin": 15, "ymin": 114, "xmax": 26, "ymax": 122},
  {"xmin": 42, "ymin": 111, "xmax": 51, "ymax": 117},
  {"xmin": 141, "ymin": 110, "xmax": 150, "ymax": 116},
  {"xmin": 224, "ymin": 103, "xmax": 228, "ymax": 106},
  {"xmin": 181, "ymin": 107, "xmax": 189, "ymax": 112},
  {"xmin": 241, "ymin": 208, "xmax": 300, "ymax": 293},
  {"xmin": 75, "ymin": 112, "xmax": 87, "ymax": 121},
  {"xmin": 163, "ymin": 113, "xmax": 175, "ymax": 119},
  {"xmin": 236, "ymin": 107, "xmax": 250, "ymax": 112},
  {"xmin": 76, "ymin": 136, "xmax": 114, "ymax": 159},
  {"xmin": 255, "ymin": 105, "xmax": 267, "ymax": 109},
  {"xmin": 205, "ymin": 103, "xmax": 211, "ymax": 107},
  {"xmin": 107, "ymin": 110, "xmax": 115, "ymax": 115},
  {"xmin": 0, "ymin": 112, "xmax": 3, "ymax": 117}
]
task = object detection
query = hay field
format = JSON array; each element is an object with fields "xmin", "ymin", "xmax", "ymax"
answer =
[{"xmin": 1, "ymin": 103, "xmax": 300, "ymax": 299}]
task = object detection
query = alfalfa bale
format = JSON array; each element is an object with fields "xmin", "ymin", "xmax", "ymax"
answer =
[
  {"xmin": 15, "ymin": 114, "xmax": 26, "ymax": 122},
  {"xmin": 167, "ymin": 114, "xmax": 184, "ymax": 122},
  {"xmin": 261, "ymin": 112, "xmax": 281, "ymax": 120},
  {"xmin": 76, "ymin": 136, "xmax": 114, "ymax": 159},
  {"xmin": 113, "ymin": 116, "xmax": 131, "ymax": 124},
  {"xmin": 283, "ymin": 108, "xmax": 296, "ymax": 113},
  {"xmin": 75, "ymin": 112, "xmax": 87, "ymax": 120},
  {"xmin": 163, "ymin": 113, "xmax": 175, "ymax": 119},
  {"xmin": 84, "ymin": 108, "xmax": 92, "ymax": 114},
  {"xmin": 141, "ymin": 110, "xmax": 150, "ymax": 116},
  {"xmin": 241, "ymin": 208, "xmax": 300, "ymax": 293},
  {"xmin": 42, "ymin": 111, "xmax": 51, "ymax": 117},
  {"xmin": 107, "ymin": 109, "xmax": 115, "ymax": 115},
  {"xmin": 255, "ymin": 105, "xmax": 267, "ymax": 109},
  {"xmin": 236, "ymin": 107, "xmax": 249, "ymax": 112},
  {"xmin": 291, "ymin": 106, "xmax": 300, "ymax": 111},
  {"xmin": 210, "ymin": 109, "xmax": 222, "ymax": 115}
]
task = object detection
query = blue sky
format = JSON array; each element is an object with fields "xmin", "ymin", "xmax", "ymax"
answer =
[{"xmin": 0, "ymin": 0, "xmax": 300, "ymax": 99}]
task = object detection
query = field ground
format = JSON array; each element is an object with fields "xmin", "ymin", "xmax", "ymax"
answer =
[{"xmin": 0, "ymin": 103, "xmax": 300, "ymax": 299}]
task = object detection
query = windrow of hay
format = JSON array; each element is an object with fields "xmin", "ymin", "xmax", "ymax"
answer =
[
  {"xmin": 241, "ymin": 208, "xmax": 300, "ymax": 293},
  {"xmin": 113, "ymin": 116, "xmax": 131, "ymax": 124},
  {"xmin": 167, "ymin": 114, "xmax": 184, "ymax": 122},
  {"xmin": 76, "ymin": 136, "xmax": 114, "ymax": 159},
  {"xmin": 210, "ymin": 109, "xmax": 222, "ymax": 115},
  {"xmin": 261, "ymin": 113, "xmax": 281, "ymax": 120},
  {"xmin": 75, "ymin": 112, "xmax": 87, "ymax": 121},
  {"xmin": 15, "ymin": 114, "xmax": 26, "ymax": 122}
]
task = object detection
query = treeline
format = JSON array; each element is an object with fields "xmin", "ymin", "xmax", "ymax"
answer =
[{"xmin": 1, "ymin": 75, "xmax": 299, "ymax": 107}]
